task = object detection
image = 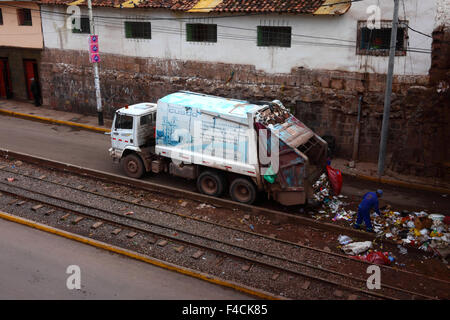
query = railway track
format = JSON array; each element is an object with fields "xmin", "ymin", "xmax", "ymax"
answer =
[{"xmin": 0, "ymin": 158, "xmax": 448, "ymax": 299}]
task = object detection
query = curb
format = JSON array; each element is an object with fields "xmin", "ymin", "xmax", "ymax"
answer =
[
  {"xmin": 0, "ymin": 210, "xmax": 282, "ymax": 300},
  {"xmin": 341, "ymin": 171, "xmax": 450, "ymax": 195},
  {"xmin": 0, "ymin": 108, "xmax": 110, "ymax": 134}
]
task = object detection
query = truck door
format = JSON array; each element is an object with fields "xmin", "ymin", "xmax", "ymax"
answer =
[{"xmin": 111, "ymin": 112, "xmax": 134, "ymax": 152}]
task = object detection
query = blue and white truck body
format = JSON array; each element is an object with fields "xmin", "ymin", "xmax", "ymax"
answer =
[{"xmin": 109, "ymin": 91, "xmax": 327, "ymax": 205}]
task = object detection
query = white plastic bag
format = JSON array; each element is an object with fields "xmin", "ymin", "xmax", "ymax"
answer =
[
  {"xmin": 342, "ymin": 241, "xmax": 372, "ymax": 255},
  {"xmin": 338, "ymin": 235, "xmax": 353, "ymax": 245}
]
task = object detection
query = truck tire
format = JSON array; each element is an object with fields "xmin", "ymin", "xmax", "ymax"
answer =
[
  {"xmin": 229, "ymin": 178, "xmax": 256, "ymax": 205},
  {"xmin": 197, "ymin": 171, "xmax": 225, "ymax": 197},
  {"xmin": 122, "ymin": 154, "xmax": 145, "ymax": 179}
]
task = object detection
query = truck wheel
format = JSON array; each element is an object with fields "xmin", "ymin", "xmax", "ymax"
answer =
[
  {"xmin": 197, "ymin": 171, "xmax": 225, "ymax": 197},
  {"xmin": 122, "ymin": 154, "xmax": 144, "ymax": 179},
  {"xmin": 229, "ymin": 178, "xmax": 256, "ymax": 205}
]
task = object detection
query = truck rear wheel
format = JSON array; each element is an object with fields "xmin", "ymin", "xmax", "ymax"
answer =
[
  {"xmin": 229, "ymin": 178, "xmax": 256, "ymax": 205},
  {"xmin": 197, "ymin": 171, "xmax": 225, "ymax": 197},
  {"xmin": 122, "ymin": 154, "xmax": 144, "ymax": 179}
]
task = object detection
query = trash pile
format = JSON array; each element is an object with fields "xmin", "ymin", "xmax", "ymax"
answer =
[
  {"xmin": 371, "ymin": 208, "xmax": 449, "ymax": 254},
  {"xmin": 255, "ymin": 100, "xmax": 290, "ymax": 126},
  {"xmin": 312, "ymin": 173, "xmax": 450, "ymax": 258},
  {"xmin": 312, "ymin": 173, "xmax": 356, "ymax": 222}
]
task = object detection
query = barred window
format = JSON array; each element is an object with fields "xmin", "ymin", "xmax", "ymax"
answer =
[
  {"xmin": 125, "ymin": 21, "xmax": 151, "ymax": 39},
  {"xmin": 257, "ymin": 26, "xmax": 291, "ymax": 48},
  {"xmin": 357, "ymin": 21, "xmax": 407, "ymax": 56},
  {"xmin": 72, "ymin": 17, "xmax": 90, "ymax": 34},
  {"xmin": 17, "ymin": 8, "xmax": 32, "ymax": 26},
  {"xmin": 186, "ymin": 23, "xmax": 217, "ymax": 43}
]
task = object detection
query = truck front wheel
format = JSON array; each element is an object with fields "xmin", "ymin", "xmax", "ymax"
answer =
[
  {"xmin": 229, "ymin": 178, "xmax": 256, "ymax": 205},
  {"xmin": 122, "ymin": 154, "xmax": 145, "ymax": 179},
  {"xmin": 197, "ymin": 171, "xmax": 225, "ymax": 197}
]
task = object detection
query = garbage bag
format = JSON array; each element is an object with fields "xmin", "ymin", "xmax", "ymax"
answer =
[
  {"xmin": 338, "ymin": 235, "xmax": 353, "ymax": 245},
  {"xmin": 351, "ymin": 251, "xmax": 391, "ymax": 265},
  {"xmin": 263, "ymin": 165, "xmax": 276, "ymax": 184},
  {"xmin": 342, "ymin": 241, "xmax": 372, "ymax": 255},
  {"xmin": 326, "ymin": 165, "xmax": 343, "ymax": 195}
]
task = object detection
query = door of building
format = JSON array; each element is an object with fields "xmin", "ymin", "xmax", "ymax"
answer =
[
  {"xmin": 0, "ymin": 58, "xmax": 12, "ymax": 99},
  {"xmin": 23, "ymin": 59, "xmax": 39, "ymax": 100}
]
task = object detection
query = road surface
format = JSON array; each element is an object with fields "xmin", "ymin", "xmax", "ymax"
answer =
[{"xmin": 0, "ymin": 217, "xmax": 253, "ymax": 299}]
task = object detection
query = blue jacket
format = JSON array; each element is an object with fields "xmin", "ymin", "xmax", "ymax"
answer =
[{"xmin": 358, "ymin": 192, "xmax": 380, "ymax": 215}]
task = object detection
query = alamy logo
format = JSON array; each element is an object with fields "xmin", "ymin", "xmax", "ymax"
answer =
[
  {"xmin": 66, "ymin": 5, "xmax": 81, "ymax": 31},
  {"xmin": 66, "ymin": 265, "xmax": 81, "ymax": 290},
  {"xmin": 366, "ymin": 5, "xmax": 381, "ymax": 30},
  {"xmin": 366, "ymin": 265, "xmax": 381, "ymax": 290}
]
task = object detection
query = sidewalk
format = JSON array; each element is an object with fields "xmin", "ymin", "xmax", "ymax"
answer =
[
  {"xmin": 0, "ymin": 98, "xmax": 112, "ymax": 133},
  {"xmin": 0, "ymin": 98, "xmax": 448, "ymax": 194}
]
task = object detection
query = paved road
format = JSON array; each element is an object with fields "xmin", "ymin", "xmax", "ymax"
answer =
[
  {"xmin": 0, "ymin": 218, "xmax": 253, "ymax": 299},
  {"xmin": 0, "ymin": 115, "xmax": 448, "ymax": 214}
]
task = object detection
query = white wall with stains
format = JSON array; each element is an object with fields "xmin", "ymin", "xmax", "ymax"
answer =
[{"xmin": 41, "ymin": 0, "xmax": 438, "ymax": 75}]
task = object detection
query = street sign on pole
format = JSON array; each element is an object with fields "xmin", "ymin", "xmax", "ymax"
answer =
[{"xmin": 89, "ymin": 35, "xmax": 100, "ymax": 63}]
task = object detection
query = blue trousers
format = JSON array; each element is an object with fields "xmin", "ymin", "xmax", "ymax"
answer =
[{"xmin": 355, "ymin": 207, "xmax": 373, "ymax": 230}]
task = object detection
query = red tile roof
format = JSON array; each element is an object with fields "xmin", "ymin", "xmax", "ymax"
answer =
[{"xmin": 38, "ymin": 0, "xmax": 333, "ymax": 14}]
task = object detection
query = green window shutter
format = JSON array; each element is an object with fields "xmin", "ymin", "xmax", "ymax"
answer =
[
  {"xmin": 186, "ymin": 23, "xmax": 193, "ymax": 41},
  {"xmin": 257, "ymin": 26, "xmax": 263, "ymax": 46},
  {"xmin": 125, "ymin": 22, "xmax": 132, "ymax": 38}
]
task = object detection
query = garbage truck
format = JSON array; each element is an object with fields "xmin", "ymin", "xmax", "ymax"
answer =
[{"xmin": 109, "ymin": 91, "xmax": 328, "ymax": 205}]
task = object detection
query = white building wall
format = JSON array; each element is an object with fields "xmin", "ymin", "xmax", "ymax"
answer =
[{"xmin": 41, "ymin": 0, "xmax": 437, "ymax": 75}]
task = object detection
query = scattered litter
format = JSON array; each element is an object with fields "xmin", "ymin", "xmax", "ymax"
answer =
[
  {"xmin": 352, "ymin": 251, "xmax": 391, "ymax": 265},
  {"xmin": 397, "ymin": 245, "xmax": 408, "ymax": 255},
  {"xmin": 429, "ymin": 214, "xmax": 445, "ymax": 222},
  {"xmin": 337, "ymin": 235, "xmax": 353, "ymax": 245},
  {"xmin": 196, "ymin": 203, "xmax": 215, "ymax": 210},
  {"xmin": 179, "ymin": 201, "xmax": 188, "ymax": 207},
  {"xmin": 6, "ymin": 177, "xmax": 15, "ymax": 182},
  {"xmin": 124, "ymin": 211, "xmax": 134, "ymax": 216},
  {"xmin": 342, "ymin": 241, "xmax": 372, "ymax": 255}
]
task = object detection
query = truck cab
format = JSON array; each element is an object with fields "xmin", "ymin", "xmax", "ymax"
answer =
[{"xmin": 109, "ymin": 103, "xmax": 157, "ymax": 178}]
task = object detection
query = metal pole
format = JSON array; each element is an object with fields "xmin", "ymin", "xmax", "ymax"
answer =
[
  {"xmin": 87, "ymin": 0, "xmax": 103, "ymax": 126},
  {"xmin": 377, "ymin": 0, "xmax": 399, "ymax": 177},
  {"xmin": 352, "ymin": 95, "xmax": 363, "ymax": 161}
]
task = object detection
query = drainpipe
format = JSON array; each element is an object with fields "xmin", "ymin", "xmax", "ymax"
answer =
[{"xmin": 352, "ymin": 95, "xmax": 363, "ymax": 161}]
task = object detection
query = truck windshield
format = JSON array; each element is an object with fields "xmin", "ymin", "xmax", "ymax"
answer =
[{"xmin": 115, "ymin": 113, "xmax": 133, "ymax": 130}]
